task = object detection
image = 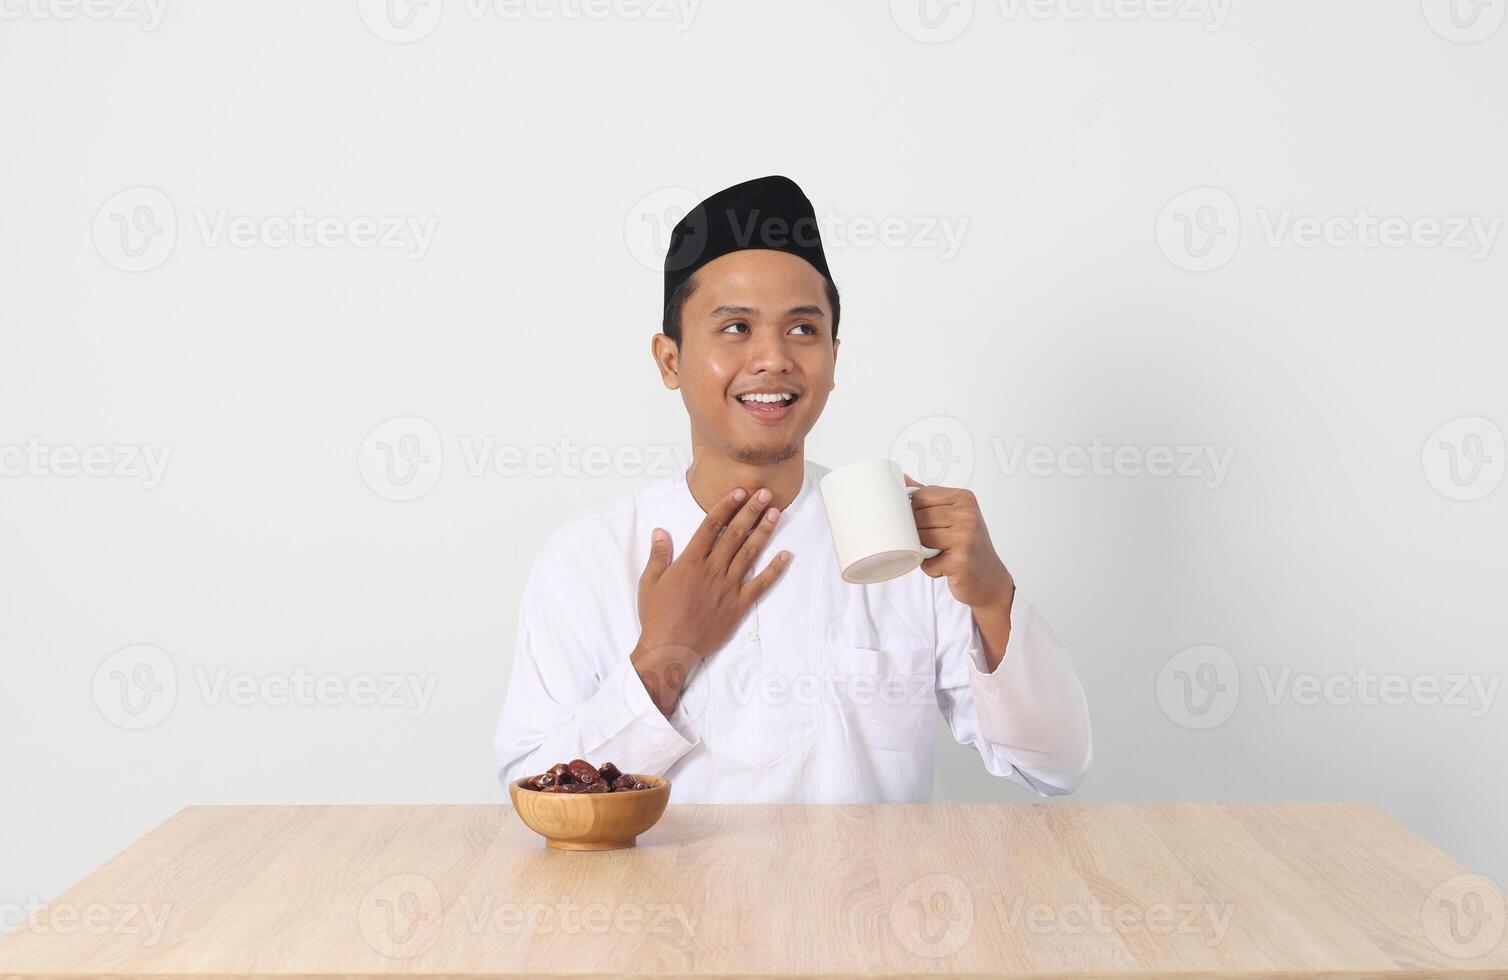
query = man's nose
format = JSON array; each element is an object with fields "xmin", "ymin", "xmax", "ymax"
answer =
[{"xmin": 746, "ymin": 329, "xmax": 796, "ymax": 373}]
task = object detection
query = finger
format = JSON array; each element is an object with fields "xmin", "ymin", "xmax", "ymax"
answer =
[
  {"xmin": 918, "ymin": 527, "xmax": 953, "ymax": 552},
  {"xmin": 918, "ymin": 554, "xmax": 951, "ymax": 577},
  {"xmin": 640, "ymin": 528, "xmax": 673, "ymax": 583},
  {"xmin": 729, "ymin": 503, "xmax": 781, "ymax": 580},
  {"xmin": 903, "ymin": 473, "xmax": 923, "ymax": 488},
  {"xmin": 913, "ymin": 511, "xmax": 955, "ymax": 530},
  {"xmin": 710, "ymin": 488, "xmax": 773, "ymax": 567},
  {"xmin": 686, "ymin": 488, "xmax": 748, "ymax": 556},
  {"xmin": 910, "ymin": 487, "xmax": 967, "ymax": 510},
  {"xmin": 740, "ymin": 550, "xmax": 792, "ymax": 602}
]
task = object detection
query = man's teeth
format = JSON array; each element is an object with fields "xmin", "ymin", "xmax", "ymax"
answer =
[{"xmin": 738, "ymin": 392, "xmax": 794, "ymax": 404}]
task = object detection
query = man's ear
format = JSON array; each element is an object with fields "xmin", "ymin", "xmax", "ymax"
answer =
[
  {"xmin": 651, "ymin": 333, "xmax": 680, "ymax": 390},
  {"xmin": 830, "ymin": 336, "xmax": 840, "ymax": 390}
]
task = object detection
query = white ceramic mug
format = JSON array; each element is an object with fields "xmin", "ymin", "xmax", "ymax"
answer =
[{"xmin": 819, "ymin": 458, "xmax": 941, "ymax": 585}]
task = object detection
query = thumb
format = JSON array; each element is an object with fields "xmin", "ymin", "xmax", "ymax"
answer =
[{"xmin": 642, "ymin": 527, "xmax": 672, "ymax": 581}]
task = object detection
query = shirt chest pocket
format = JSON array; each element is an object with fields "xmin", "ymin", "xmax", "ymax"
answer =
[
  {"xmin": 823, "ymin": 644, "xmax": 936, "ymax": 754},
  {"xmin": 685, "ymin": 654, "xmax": 823, "ymax": 770}
]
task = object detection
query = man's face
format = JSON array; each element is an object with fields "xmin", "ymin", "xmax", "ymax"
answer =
[{"xmin": 654, "ymin": 249, "xmax": 839, "ymax": 466}]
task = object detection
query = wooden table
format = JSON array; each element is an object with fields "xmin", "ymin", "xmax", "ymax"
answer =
[{"xmin": 2, "ymin": 803, "xmax": 1504, "ymax": 978}]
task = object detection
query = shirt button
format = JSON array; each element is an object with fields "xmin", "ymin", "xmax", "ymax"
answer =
[{"xmin": 746, "ymin": 630, "xmax": 760, "ymax": 642}]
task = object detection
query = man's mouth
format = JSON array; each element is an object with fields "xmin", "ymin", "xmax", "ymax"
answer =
[{"xmin": 735, "ymin": 391, "xmax": 800, "ymax": 423}]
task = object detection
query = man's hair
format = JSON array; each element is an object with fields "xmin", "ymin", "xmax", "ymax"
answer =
[{"xmin": 662, "ymin": 274, "xmax": 841, "ymax": 346}]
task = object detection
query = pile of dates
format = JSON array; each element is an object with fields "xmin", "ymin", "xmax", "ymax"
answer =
[{"xmin": 523, "ymin": 760, "xmax": 650, "ymax": 794}]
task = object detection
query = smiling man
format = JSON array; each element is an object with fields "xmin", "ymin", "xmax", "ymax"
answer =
[{"xmin": 494, "ymin": 175, "xmax": 1091, "ymax": 802}]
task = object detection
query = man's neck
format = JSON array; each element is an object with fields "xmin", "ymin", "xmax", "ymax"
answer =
[{"xmin": 685, "ymin": 446, "xmax": 806, "ymax": 514}]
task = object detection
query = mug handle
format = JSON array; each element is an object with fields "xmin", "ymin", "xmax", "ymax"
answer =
[{"xmin": 904, "ymin": 485, "xmax": 943, "ymax": 559}]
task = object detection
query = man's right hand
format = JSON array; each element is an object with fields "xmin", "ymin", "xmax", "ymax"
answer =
[{"xmin": 631, "ymin": 487, "xmax": 790, "ymax": 715}]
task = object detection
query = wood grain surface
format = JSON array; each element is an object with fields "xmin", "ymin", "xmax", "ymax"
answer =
[{"xmin": 1, "ymin": 802, "xmax": 1504, "ymax": 978}]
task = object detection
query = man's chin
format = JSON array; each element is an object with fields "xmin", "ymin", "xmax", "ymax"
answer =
[{"xmin": 730, "ymin": 441, "xmax": 801, "ymax": 466}]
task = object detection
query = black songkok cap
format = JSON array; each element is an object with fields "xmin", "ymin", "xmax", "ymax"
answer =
[{"xmin": 663, "ymin": 175, "xmax": 833, "ymax": 314}]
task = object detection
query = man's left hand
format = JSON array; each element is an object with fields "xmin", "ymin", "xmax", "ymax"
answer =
[{"xmin": 905, "ymin": 474, "xmax": 1015, "ymax": 615}]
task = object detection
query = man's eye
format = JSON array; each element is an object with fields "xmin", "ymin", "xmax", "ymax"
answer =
[
  {"xmin": 790, "ymin": 323, "xmax": 816, "ymax": 335},
  {"xmin": 720, "ymin": 322, "xmax": 749, "ymax": 334}
]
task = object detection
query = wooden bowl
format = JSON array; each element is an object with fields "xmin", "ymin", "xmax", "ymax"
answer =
[{"xmin": 508, "ymin": 775, "xmax": 671, "ymax": 851}]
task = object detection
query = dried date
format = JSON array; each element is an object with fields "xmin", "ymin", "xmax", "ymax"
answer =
[{"xmin": 522, "ymin": 760, "xmax": 652, "ymax": 793}]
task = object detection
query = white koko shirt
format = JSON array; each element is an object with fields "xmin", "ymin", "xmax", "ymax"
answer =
[{"xmin": 493, "ymin": 459, "xmax": 1092, "ymax": 803}]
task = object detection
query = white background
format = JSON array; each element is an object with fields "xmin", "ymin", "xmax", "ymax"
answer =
[{"xmin": 3, "ymin": 0, "xmax": 1506, "ymax": 931}]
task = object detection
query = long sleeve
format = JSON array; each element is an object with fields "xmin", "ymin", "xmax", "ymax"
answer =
[
  {"xmin": 933, "ymin": 582, "xmax": 1093, "ymax": 796},
  {"xmin": 492, "ymin": 546, "xmax": 699, "ymax": 787}
]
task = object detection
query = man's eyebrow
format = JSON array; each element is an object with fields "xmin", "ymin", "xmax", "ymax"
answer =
[{"xmin": 706, "ymin": 304, "xmax": 827, "ymax": 318}]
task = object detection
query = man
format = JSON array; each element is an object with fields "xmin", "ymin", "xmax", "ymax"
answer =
[{"xmin": 494, "ymin": 175, "xmax": 1090, "ymax": 802}]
